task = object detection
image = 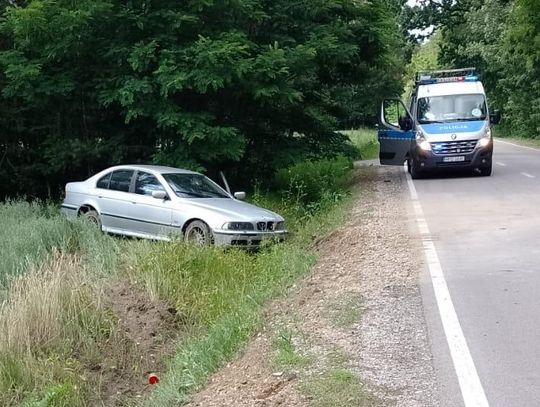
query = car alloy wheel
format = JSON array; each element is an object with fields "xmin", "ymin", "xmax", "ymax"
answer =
[{"xmin": 185, "ymin": 220, "xmax": 213, "ymax": 246}]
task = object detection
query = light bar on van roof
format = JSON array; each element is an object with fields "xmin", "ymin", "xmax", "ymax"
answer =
[
  {"xmin": 416, "ymin": 67, "xmax": 477, "ymax": 81},
  {"xmin": 417, "ymin": 75, "xmax": 479, "ymax": 85}
]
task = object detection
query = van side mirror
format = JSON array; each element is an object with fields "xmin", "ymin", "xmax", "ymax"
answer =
[
  {"xmin": 399, "ymin": 116, "xmax": 414, "ymax": 131},
  {"xmin": 490, "ymin": 110, "xmax": 501, "ymax": 125},
  {"xmin": 234, "ymin": 192, "xmax": 246, "ymax": 200}
]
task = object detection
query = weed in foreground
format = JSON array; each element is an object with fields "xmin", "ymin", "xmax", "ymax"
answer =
[
  {"xmin": 303, "ymin": 369, "xmax": 382, "ymax": 407},
  {"xmin": 273, "ymin": 328, "xmax": 312, "ymax": 368},
  {"xmin": 327, "ymin": 292, "xmax": 363, "ymax": 328}
]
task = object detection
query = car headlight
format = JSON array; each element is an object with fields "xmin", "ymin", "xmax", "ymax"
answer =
[
  {"xmin": 416, "ymin": 131, "xmax": 432, "ymax": 151},
  {"xmin": 478, "ymin": 129, "xmax": 492, "ymax": 148},
  {"xmin": 222, "ymin": 222, "xmax": 254, "ymax": 231},
  {"xmin": 275, "ymin": 221, "xmax": 285, "ymax": 231}
]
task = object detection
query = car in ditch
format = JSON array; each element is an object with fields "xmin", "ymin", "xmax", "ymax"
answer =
[{"xmin": 61, "ymin": 165, "xmax": 286, "ymax": 246}]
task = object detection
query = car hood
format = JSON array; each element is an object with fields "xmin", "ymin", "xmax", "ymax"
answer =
[{"xmin": 178, "ymin": 198, "xmax": 283, "ymax": 221}]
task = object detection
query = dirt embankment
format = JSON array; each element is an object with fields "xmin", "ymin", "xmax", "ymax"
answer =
[
  {"xmin": 185, "ymin": 165, "xmax": 440, "ymax": 407},
  {"xmin": 90, "ymin": 280, "xmax": 184, "ymax": 406}
]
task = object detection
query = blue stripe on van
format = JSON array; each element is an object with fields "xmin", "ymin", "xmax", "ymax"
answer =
[
  {"xmin": 420, "ymin": 121, "xmax": 486, "ymax": 135},
  {"xmin": 378, "ymin": 129, "xmax": 415, "ymax": 139}
]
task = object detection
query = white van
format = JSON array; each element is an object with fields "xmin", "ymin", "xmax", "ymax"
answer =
[{"xmin": 377, "ymin": 68, "xmax": 500, "ymax": 178}]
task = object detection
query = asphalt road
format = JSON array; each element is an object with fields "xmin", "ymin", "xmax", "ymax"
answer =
[{"xmin": 408, "ymin": 139, "xmax": 540, "ymax": 407}]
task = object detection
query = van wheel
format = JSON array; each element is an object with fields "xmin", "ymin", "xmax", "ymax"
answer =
[
  {"xmin": 83, "ymin": 210, "xmax": 102, "ymax": 229},
  {"xmin": 479, "ymin": 162, "xmax": 492, "ymax": 176},
  {"xmin": 410, "ymin": 159, "xmax": 424, "ymax": 179},
  {"xmin": 185, "ymin": 221, "xmax": 213, "ymax": 246}
]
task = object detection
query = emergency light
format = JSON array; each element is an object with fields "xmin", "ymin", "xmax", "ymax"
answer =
[{"xmin": 415, "ymin": 68, "xmax": 479, "ymax": 86}]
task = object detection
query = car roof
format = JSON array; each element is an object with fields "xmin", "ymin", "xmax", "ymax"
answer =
[{"xmin": 110, "ymin": 164, "xmax": 198, "ymax": 174}]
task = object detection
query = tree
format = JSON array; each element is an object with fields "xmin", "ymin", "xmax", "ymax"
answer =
[
  {"xmin": 0, "ymin": 0, "xmax": 405, "ymax": 198},
  {"xmin": 437, "ymin": 0, "xmax": 511, "ymax": 109},
  {"xmin": 499, "ymin": 0, "xmax": 540, "ymax": 137},
  {"xmin": 402, "ymin": 30, "xmax": 443, "ymax": 100}
]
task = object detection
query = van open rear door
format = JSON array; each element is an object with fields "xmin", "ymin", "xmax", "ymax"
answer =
[{"xmin": 378, "ymin": 98, "xmax": 416, "ymax": 165}]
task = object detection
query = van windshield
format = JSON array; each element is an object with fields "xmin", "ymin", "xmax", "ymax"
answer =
[{"xmin": 417, "ymin": 94, "xmax": 487, "ymax": 124}]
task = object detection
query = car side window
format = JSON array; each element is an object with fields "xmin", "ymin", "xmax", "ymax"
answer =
[
  {"xmin": 109, "ymin": 170, "xmax": 134, "ymax": 193},
  {"xmin": 96, "ymin": 172, "xmax": 112, "ymax": 189},
  {"xmin": 134, "ymin": 171, "xmax": 165, "ymax": 196}
]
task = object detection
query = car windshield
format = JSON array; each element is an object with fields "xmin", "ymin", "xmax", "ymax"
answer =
[
  {"xmin": 417, "ymin": 94, "xmax": 487, "ymax": 124},
  {"xmin": 163, "ymin": 173, "xmax": 230, "ymax": 199}
]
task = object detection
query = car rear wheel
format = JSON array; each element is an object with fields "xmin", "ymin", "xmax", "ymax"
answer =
[
  {"xmin": 185, "ymin": 221, "xmax": 213, "ymax": 246},
  {"xmin": 83, "ymin": 209, "xmax": 102, "ymax": 229}
]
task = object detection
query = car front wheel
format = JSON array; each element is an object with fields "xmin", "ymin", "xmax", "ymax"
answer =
[{"xmin": 184, "ymin": 220, "xmax": 213, "ymax": 246}]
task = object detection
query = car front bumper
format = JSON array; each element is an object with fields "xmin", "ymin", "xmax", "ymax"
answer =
[
  {"xmin": 213, "ymin": 230, "xmax": 287, "ymax": 247},
  {"xmin": 412, "ymin": 144, "xmax": 492, "ymax": 171}
]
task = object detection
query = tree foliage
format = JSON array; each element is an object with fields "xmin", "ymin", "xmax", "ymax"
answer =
[
  {"xmin": 407, "ymin": 0, "xmax": 540, "ymax": 138},
  {"xmin": 403, "ymin": 30, "xmax": 442, "ymax": 99},
  {"xmin": 0, "ymin": 0, "xmax": 405, "ymax": 198},
  {"xmin": 499, "ymin": 0, "xmax": 540, "ymax": 137}
]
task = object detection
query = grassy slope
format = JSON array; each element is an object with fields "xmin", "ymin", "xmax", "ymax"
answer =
[
  {"xmin": 144, "ymin": 193, "xmax": 351, "ymax": 405},
  {"xmin": 0, "ymin": 156, "xmax": 358, "ymax": 406}
]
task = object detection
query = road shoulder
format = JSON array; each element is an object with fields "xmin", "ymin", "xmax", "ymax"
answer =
[{"xmin": 186, "ymin": 166, "xmax": 440, "ymax": 406}]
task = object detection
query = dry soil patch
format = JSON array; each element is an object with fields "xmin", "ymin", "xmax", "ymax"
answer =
[{"xmin": 89, "ymin": 279, "xmax": 184, "ymax": 406}]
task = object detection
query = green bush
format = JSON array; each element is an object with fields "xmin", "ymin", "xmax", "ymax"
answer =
[{"xmin": 274, "ymin": 157, "xmax": 353, "ymax": 206}]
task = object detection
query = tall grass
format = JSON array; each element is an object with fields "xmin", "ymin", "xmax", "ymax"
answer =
[
  {"xmin": 0, "ymin": 254, "xmax": 113, "ymax": 406},
  {"xmin": 0, "ymin": 202, "xmax": 76, "ymax": 285},
  {"xmin": 0, "ymin": 202, "xmax": 122, "ymax": 405},
  {"xmin": 0, "ymin": 201, "xmax": 120, "ymax": 289}
]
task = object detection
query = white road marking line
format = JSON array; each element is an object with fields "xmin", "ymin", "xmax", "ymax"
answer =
[
  {"xmin": 403, "ymin": 163, "xmax": 490, "ymax": 407},
  {"xmin": 497, "ymin": 139, "xmax": 540, "ymax": 152},
  {"xmin": 521, "ymin": 172, "xmax": 535, "ymax": 178},
  {"xmin": 496, "ymin": 162, "xmax": 507, "ymax": 167}
]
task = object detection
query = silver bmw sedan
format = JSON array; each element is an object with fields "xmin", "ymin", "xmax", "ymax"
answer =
[{"xmin": 61, "ymin": 165, "xmax": 286, "ymax": 246}]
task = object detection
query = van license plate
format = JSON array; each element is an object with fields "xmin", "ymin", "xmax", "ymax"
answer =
[{"xmin": 443, "ymin": 156, "xmax": 465, "ymax": 163}]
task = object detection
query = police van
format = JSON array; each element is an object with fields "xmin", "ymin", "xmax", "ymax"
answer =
[{"xmin": 377, "ymin": 68, "xmax": 500, "ymax": 178}]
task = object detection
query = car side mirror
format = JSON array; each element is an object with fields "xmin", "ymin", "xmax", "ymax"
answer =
[
  {"xmin": 399, "ymin": 116, "xmax": 414, "ymax": 131},
  {"xmin": 490, "ymin": 110, "xmax": 501, "ymax": 125},
  {"xmin": 152, "ymin": 190, "xmax": 168, "ymax": 200},
  {"xmin": 234, "ymin": 191, "xmax": 246, "ymax": 200}
]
